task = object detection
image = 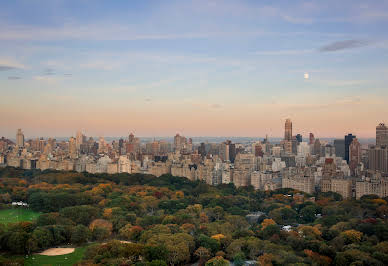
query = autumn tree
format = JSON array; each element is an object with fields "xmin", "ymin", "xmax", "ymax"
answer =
[
  {"xmin": 195, "ymin": 247, "xmax": 211, "ymax": 265},
  {"xmin": 205, "ymin": 256, "xmax": 230, "ymax": 266}
]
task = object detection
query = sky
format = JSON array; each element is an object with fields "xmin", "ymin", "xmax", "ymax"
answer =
[{"xmin": 1, "ymin": 0, "xmax": 388, "ymax": 139}]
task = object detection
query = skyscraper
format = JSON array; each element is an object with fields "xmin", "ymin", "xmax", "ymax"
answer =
[
  {"xmin": 349, "ymin": 138, "xmax": 361, "ymax": 175},
  {"xmin": 334, "ymin": 139, "xmax": 345, "ymax": 158},
  {"xmin": 368, "ymin": 146, "xmax": 388, "ymax": 174},
  {"xmin": 284, "ymin": 119, "xmax": 292, "ymax": 141},
  {"xmin": 76, "ymin": 130, "xmax": 84, "ymax": 149},
  {"xmin": 345, "ymin": 134, "xmax": 356, "ymax": 163},
  {"xmin": 128, "ymin": 133, "xmax": 135, "ymax": 143},
  {"xmin": 295, "ymin": 134, "xmax": 302, "ymax": 143},
  {"xmin": 376, "ymin": 123, "xmax": 388, "ymax": 147},
  {"xmin": 69, "ymin": 137, "xmax": 77, "ymax": 158},
  {"xmin": 309, "ymin": 133, "xmax": 315, "ymax": 145},
  {"xmin": 313, "ymin": 139, "xmax": 321, "ymax": 156},
  {"xmin": 16, "ymin": 129, "xmax": 24, "ymax": 147}
]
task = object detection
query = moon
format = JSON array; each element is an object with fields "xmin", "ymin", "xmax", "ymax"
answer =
[{"xmin": 304, "ymin": 72, "xmax": 309, "ymax": 80}]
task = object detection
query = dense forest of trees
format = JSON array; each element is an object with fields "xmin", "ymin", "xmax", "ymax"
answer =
[{"xmin": 0, "ymin": 166, "xmax": 388, "ymax": 265}]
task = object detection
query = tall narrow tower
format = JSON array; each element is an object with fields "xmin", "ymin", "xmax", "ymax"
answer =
[
  {"xmin": 284, "ymin": 119, "xmax": 292, "ymax": 141},
  {"xmin": 345, "ymin": 134, "xmax": 356, "ymax": 163},
  {"xmin": 76, "ymin": 130, "xmax": 83, "ymax": 150},
  {"xmin": 16, "ymin": 129, "xmax": 24, "ymax": 147},
  {"xmin": 376, "ymin": 123, "xmax": 388, "ymax": 147}
]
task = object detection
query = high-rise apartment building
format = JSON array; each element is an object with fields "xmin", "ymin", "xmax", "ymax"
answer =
[
  {"xmin": 345, "ymin": 134, "xmax": 356, "ymax": 163},
  {"xmin": 368, "ymin": 146, "xmax": 388, "ymax": 174},
  {"xmin": 313, "ymin": 139, "xmax": 321, "ymax": 156},
  {"xmin": 76, "ymin": 130, "xmax": 84, "ymax": 149},
  {"xmin": 282, "ymin": 175, "xmax": 314, "ymax": 194},
  {"xmin": 16, "ymin": 129, "xmax": 24, "ymax": 147},
  {"xmin": 69, "ymin": 137, "xmax": 77, "ymax": 158},
  {"xmin": 376, "ymin": 123, "xmax": 388, "ymax": 147},
  {"xmin": 219, "ymin": 141, "xmax": 230, "ymax": 162},
  {"xmin": 174, "ymin": 133, "xmax": 187, "ymax": 152},
  {"xmin": 356, "ymin": 177, "xmax": 388, "ymax": 199},
  {"xmin": 320, "ymin": 178, "xmax": 352, "ymax": 199}
]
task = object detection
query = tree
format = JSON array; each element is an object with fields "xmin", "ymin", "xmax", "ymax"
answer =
[
  {"xmin": 119, "ymin": 225, "xmax": 143, "ymax": 241},
  {"xmin": 205, "ymin": 256, "xmax": 230, "ymax": 266},
  {"xmin": 31, "ymin": 227, "xmax": 54, "ymax": 249},
  {"xmin": 60, "ymin": 205, "xmax": 99, "ymax": 226},
  {"xmin": 51, "ymin": 225, "xmax": 68, "ymax": 245},
  {"xmin": 7, "ymin": 231, "xmax": 29, "ymax": 254},
  {"xmin": 261, "ymin": 219, "xmax": 276, "ymax": 230},
  {"xmin": 299, "ymin": 205, "xmax": 317, "ymax": 223},
  {"xmin": 195, "ymin": 247, "xmax": 211, "ymax": 265},
  {"xmin": 144, "ymin": 245, "xmax": 168, "ymax": 262},
  {"xmin": 71, "ymin": 224, "xmax": 91, "ymax": 244},
  {"xmin": 258, "ymin": 253, "xmax": 273, "ymax": 266},
  {"xmin": 334, "ymin": 249, "xmax": 378, "ymax": 266},
  {"xmin": 89, "ymin": 219, "xmax": 113, "ymax": 240},
  {"xmin": 340, "ymin": 229, "xmax": 363, "ymax": 244},
  {"xmin": 198, "ymin": 234, "xmax": 220, "ymax": 254},
  {"xmin": 261, "ymin": 225, "xmax": 280, "ymax": 240},
  {"xmin": 269, "ymin": 207, "xmax": 297, "ymax": 224},
  {"xmin": 36, "ymin": 213, "xmax": 58, "ymax": 226},
  {"xmin": 298, "ymin": 225, "xmax": 322, "ymax": 240},
  {"xmin": 167, "ymin": 244, "xmax": 190, "ymax": 265},
  {"xmin": 233, "ymin": 252, "xmax": 245, "ymax": 266}
]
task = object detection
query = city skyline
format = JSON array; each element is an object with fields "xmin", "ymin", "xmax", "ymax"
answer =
[
  {"xmin": 4, "ymin": 120, "xmax": 383, "ymax": 144},
  {"xmin": 1, "ymin": 125, "xmax": 383, "ymax": 141},
  {"xmin": 1, "ymin": 1, "xmax": 388, "ymax": 138}
]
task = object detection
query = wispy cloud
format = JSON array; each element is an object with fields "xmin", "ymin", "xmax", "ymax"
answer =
[
  {"xmin": 8, "ymin": 76, "xmax": 22, "ymax": 80},
  {"xmin": 34, "ymin": 76, "xmax": 59, "ymax": 83},
  {"xmin": 254, "ymin": 49, "xmax": 314, "ymax": 56},
  {"xmin": 0, "ymin": 58, "xmax": 25, "ymax": 71},
  {"xmin": 210, "ymin": 103, "xmax": 223, "ymax": 109},
  {"xmin": 43, "ymin": 68, "xmax": 56, "ymax": 75},
  {"xmin": 319, "ymin": 39, "xmax": 369, "ymax": 52},
  {"xmin": 0, "ymin": 66, "xmax": 16, "ymax": 71}
]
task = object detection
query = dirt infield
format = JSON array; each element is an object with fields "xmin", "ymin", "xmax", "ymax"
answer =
[{"xmin": 38, "ymin": 248, "xmax": 75, "ymax": 256}]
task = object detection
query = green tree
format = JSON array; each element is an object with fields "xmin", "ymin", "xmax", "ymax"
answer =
[
  {"xmin": 71, "ymin": 224, "xmax": 91, "ymax": 244},
  {"xmin": 299, "ymin": 205, "xmax": 318, "ymax": 223},
  {"xmin": 198, "ymin": 234, "xmax": 220, "ymax": 254},
  {"xmin": 31, "ymin": 227, "xmax": 54, "ymax": 249},
  {"xmin": 269, "ymin": 207, "xmax": 297, "ymax": 224},
  {"xmin": 233, "ymin": 252, "xmax": 245, "ymax": 266},
  {"xmin": 144, "ymin": 245, "xmax": 168, "ymax": 261},
  {"xmin": 7, "ymin": 231, "xmax": 29, "ymax": 254},
  {"xmin": 60, "ymin": 205, "xmax": 99, "ymax": 225}
]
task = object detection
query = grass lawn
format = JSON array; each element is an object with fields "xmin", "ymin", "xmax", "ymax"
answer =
[
  {"xmin": 0, "ymin": 208, "xmax": 40, "ymax": 224},
  {"xmin": 24, "ymin": 246, "xmax": 88, "ymax": 266}
]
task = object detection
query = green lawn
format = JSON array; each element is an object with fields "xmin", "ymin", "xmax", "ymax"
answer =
[
  {"xmin": 0, "ymin": 208, "xmax": 40, "ymax": 224},
  {"xmin": 24, "ymin": 246, "xmax": 88, "ymax": 266}
]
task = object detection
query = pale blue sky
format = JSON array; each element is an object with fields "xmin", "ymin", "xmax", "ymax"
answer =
[{"xmin": 1, "ymin": 0, "xmax": 388, "ymax": 138}]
